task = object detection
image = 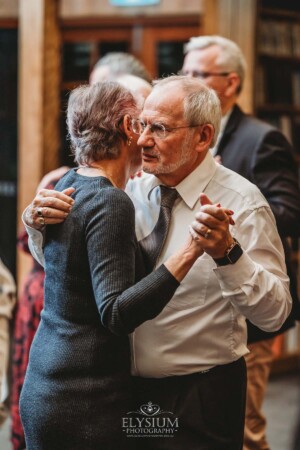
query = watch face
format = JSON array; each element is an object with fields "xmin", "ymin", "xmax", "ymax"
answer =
[
  {"xmin": 215, "ymin": 240, "xmax": 243, "ymax": 266},
  {"xmin": 227, "ymin": 243, "xmax": 243, "ymax": 264}
]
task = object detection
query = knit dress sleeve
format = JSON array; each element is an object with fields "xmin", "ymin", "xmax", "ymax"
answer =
[{"xmin": 85, "ymin": 187, "xmax": 179, "ymax": 336}]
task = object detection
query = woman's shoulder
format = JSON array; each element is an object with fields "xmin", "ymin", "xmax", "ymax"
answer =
[
  {"xmin": 54, "ymin": 168, "xmax": 76, "ymax": 190},
  {"xmin": 93, "ymin": 184, "xmax": 135, "ymax": 214}
]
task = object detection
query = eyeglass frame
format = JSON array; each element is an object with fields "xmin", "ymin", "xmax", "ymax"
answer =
[
  {"xmin": 178, "ymin": 69, "xmax": 231, "ymax": 79},
  {"xmin": 131, "ymin": 118, "xmax": 203, "ymax": 140}
]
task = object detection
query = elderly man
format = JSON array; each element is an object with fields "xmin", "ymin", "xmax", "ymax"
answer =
[
  {"xmin": 23, "ymin": 76, "xmax": 291, "ymax": 450},
  {"xmin": 181, "ymin": 35, "xmax": 300, "ymax": 450},
  {"xmin": 89, "ymin": 51, "xmax": 152, "ymax": 85}
]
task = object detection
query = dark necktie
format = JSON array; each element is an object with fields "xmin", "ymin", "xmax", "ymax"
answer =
[{"xmin": 140, "ymin": 185, "xmax": 179, "ymax": 272}]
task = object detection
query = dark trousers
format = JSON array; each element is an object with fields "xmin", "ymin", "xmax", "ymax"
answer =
[{"xmin": 133, "ymin": 358, "xmax": 247, "ymax": 450}]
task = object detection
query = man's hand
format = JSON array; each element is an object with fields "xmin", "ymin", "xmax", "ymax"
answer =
[
  {"xmin": 189, "ymin": 193, "xmax": 235, "ymax": 259},
  {"xmin": 24, "ymin": 187, "xmax": 75, "ymax": 230}
]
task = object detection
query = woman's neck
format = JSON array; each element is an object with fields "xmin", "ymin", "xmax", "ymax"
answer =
[{"xmin": 78, "ymin": 160, "xmax": 128, "ymax": 190}]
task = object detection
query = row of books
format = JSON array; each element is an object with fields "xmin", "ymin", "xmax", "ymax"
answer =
[
  {"xmin": 255, "ymin": 65, "xmax": 300, "ymax": 106},
  {"xmin": 258, "ymin": 20, "xmax": 300, "ymax": 57},
  {"xmin": 262, "ymin": 0, "xmax": 300, "ymax": 11}
]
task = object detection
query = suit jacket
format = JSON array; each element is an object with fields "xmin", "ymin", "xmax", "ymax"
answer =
[{"xmin": 216, "ymin": 104, "xmax": 300, "ymax": 343}]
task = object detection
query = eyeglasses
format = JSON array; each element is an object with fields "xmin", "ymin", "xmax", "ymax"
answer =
[
  {"xmin": 132, "ymin": 119, "xmax": 201, "ymax": 140},
  {"xmin": 178, "ymin": 70, "xmax": 230, "ymax": 79}
]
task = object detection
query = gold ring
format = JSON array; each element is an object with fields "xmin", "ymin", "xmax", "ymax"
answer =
[
  {"xmin": 38, "ymin": 216, "xmax": 45, "ymax": 226},
  {"xmin": 204, "ymin": 228, "xmax": 212, "ymax": 239},
  {"xmin": 37, "ymin": 207, "xmax": 43, "ymax": 217}
]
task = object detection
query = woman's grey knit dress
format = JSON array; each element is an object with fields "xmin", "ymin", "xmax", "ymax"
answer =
[{"xmin": 20, "ymin": 169, "xmax": 179, "ymax": 450}]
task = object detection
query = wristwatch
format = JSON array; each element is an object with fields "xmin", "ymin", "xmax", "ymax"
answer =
[{"xmin": 214, "ymin": 238, "xmax": 243, "ymax": 266}]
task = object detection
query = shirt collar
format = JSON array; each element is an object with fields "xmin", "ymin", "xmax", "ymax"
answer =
[{"xmin": 145, "ymin": 151, "xmax": 217, "ymax": 209}]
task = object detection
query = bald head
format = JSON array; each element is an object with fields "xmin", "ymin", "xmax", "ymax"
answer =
[{"xmin": 115, "ymin": 74, "xmax": 152, "ymax": 100}]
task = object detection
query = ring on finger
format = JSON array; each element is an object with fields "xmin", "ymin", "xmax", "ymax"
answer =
[
  {"xmin": 204, "ymin": 228, "xmax": 212, "ymax": 239},
  {"xmin": 38, "ymin": 216, "xmax": 45, "ymax": 227},
  {"xmin": 37, "ymin": 207, "xmax": 44, "ymax": 217}
]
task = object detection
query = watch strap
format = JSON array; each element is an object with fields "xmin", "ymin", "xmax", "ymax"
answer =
[{"xmin": 214, "ymin": 238, "xmax": 243, "ymax": 266}]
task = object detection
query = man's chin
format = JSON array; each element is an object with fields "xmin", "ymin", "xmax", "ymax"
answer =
[{"xmin": 142, "ymin": 165, "xmax": 158, "ymax": 175}]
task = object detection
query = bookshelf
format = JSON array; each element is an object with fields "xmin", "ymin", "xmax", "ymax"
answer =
[
  {"xmin": 255, "ymin": 0, "xmax": 300, "ymax": 163},
  {"xmin": 255, "ymin": 0, "xmax": 300, "ymax": 372}
]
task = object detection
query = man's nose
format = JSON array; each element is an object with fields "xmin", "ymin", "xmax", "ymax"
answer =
[{"xmin": 137, "ymin": 127, "xmax": 154, "ymax": 146}]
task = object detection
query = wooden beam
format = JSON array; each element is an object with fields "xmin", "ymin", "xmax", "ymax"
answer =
[{"xmin": 18, "ymin": 0, "xmax": 61, "ymax": 283}]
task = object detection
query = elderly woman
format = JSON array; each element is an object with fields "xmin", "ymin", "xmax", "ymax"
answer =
[{"xmin": 19, "ymin": 82, "xmax": 204, "ymax": 450}]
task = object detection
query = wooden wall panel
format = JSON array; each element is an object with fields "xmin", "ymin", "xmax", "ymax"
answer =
[
  {"xmin": 0, "ymin": 0, "xmax": 204, "ymax": 19},
  {"xmin": 60, "ymin": 0, "xmax": 204, "ymax": 18},
  {"xmin": 0, "ymin": 0, "xmax": 18, "ymax": 17},
  {"xmin": 18, "ymin": 0, "xmax": 61, "ymax": 283}
]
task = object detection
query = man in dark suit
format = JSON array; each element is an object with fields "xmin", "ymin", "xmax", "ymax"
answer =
[{"xmin": 181, "ymin": 35, "xmax": 300, "ymax": 450}]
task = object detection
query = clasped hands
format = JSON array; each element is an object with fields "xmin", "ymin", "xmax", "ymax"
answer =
[{"xmin": 188, "ymin": 193, "xmax": 235, "ymax": 260}]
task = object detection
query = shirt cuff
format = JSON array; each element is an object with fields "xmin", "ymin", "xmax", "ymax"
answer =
[
  {"xmin": 22, "ymin": 208, "xmax": 45, "ymax": 266},
  {"xmin": 213, "ymin": 252, "xmax": 256, "ymax": 292}
]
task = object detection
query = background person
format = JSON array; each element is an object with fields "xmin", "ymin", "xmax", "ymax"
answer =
[
  {"xmin": 115, "ymin": 74, "xmax": 152, "ymax": 101},
  {"xmin": 181, "ymin": 34, "xmax": 300, "ymax": 450},
  {"xmin": 19, "ymin": 81, "xmax": 204, "ymax": 450},
  {"xmin": 89, "ymin": 51, "xmax": 152, "ymax": 85},
  {"xmin": 0, "ymin": 259, "xmax": 16, "ymax": 428},
  {"xmin": 23, "ymin": 76, "xmax": 292, "ymax": 450}
]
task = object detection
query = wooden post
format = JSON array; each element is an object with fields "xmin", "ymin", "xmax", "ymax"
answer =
[
  {"xmin": 202, "ymin": 0, "xmax": 219, "ymax": 35},
  {"xmin": 202, "ymin": 0, "xmax": 257, "ymax": 113},
  {"xmin": 18, "ymin": 0, "xmax": 61, "ymax": 284}
]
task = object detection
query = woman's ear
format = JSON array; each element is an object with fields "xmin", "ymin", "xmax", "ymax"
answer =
[{"xmin": 122, "ymin": 114, "xmax": 132, "ymax": 140}]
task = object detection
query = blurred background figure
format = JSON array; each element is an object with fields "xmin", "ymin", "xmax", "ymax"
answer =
[
  {"xmin": 0, "ymin": 259, "xmax": 16, "ymax": 428},
  {"xmin": 115, "ymin": 74, "xmax": 152, "ymax": 101},
  {"xmin": 89, "ymin": 52, "xmax": 152, "ymax": 85},
  {"xmin": 181, "ymin": 34, "xmax": 300, "ymax": 450},
  {"xmin": 10, "ymin": 167, "xmax": 68, "ymax": 450}
]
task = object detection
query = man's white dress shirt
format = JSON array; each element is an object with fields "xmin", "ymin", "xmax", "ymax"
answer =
[{"xmin": 25, "ymin": 152, "xmax": 292, "ymax": 378}]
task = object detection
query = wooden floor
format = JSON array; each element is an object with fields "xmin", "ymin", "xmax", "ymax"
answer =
[
  {"xmin": 265, "ymin": 372, "xmax": 300, "ymax": 450},
  {"xmin": 0, "ymin": 372, "xmax": 299, "ymax": 450}
]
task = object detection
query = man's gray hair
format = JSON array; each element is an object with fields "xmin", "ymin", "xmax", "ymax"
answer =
[
  {"xmin": 94, "ymin": 52, "xmax": 152, "ymax": 83},
  {"xmin": 67, "ymin": 81, "xmax": 139, "ymax": 165},
  {"xmin": 153, "ymin": 75, "xmax": 221, "ymax": 147},
  {"xmin": 184, "ymin": 35, "xmax": 246, "ymax": 93}
]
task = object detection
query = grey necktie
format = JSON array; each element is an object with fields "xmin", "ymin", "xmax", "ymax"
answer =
[{"xmin": 140, "ymin": 185, "xmax": 179, "ymax": 272}]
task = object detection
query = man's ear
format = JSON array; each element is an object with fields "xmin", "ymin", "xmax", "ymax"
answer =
[
  {"xmin": 224, "ymin": 73, "xmax": 241, "ymax": 97},
  {"xmin": 195, "ymin": 124, "xmax": 215, "ymax": 152}
]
